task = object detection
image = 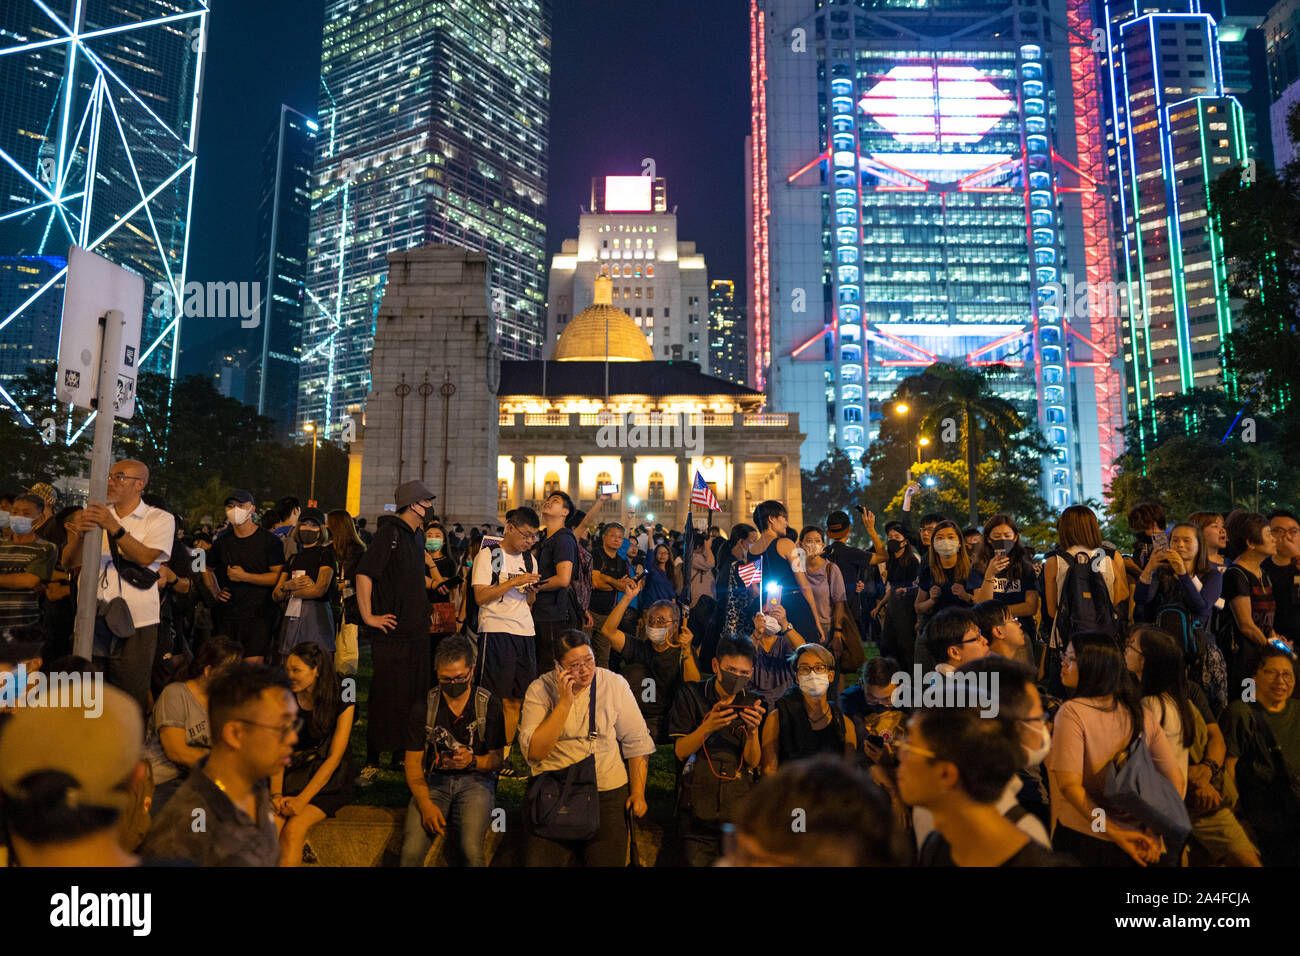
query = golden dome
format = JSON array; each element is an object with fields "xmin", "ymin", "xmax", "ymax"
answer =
[{"xmin": 551, "ymin": 275, "xmax": 653, "ymax": 362}]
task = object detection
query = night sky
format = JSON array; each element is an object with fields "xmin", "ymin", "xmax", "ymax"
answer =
[{"xmin": 180, "ymin": 0, "xmax": 751, "ymax": 377}]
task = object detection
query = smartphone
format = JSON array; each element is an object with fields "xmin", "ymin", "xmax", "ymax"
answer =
[
  {"xmin": 1151, "ymin": 530, "xmax": 1169, "ymax": 551},
  {"xmin": 765, "ymin": 582, "xmax": 782, "ymax": 605},
  {"xmin": 600, "ymin": 483, "xmax": 618, "ymax": 495},
  {"xmin": 865, "ymin": 732, "xmax": 886, "ymax": 748},
  {"xmin": 1269, "ymin": 638, "xmax": 1292, "ymax": 653}
]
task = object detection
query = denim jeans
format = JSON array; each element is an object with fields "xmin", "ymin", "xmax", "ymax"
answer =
[{"xmin": 400, "ymin": 772, "xmax": 497, "ymax": 867}]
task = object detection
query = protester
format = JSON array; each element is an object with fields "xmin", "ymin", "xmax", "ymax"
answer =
[
  {"xmin": 760, "ymin": 643, "xmax": 855, "ymax": 770},
  {"xmin": 710, "ymin": 523, "xmax": 759, "ymax": 665},
  {"xmin": 643, "ymin": 541, "xmax": 682, "ymax": 605},
  {"xmin": 925, "ymin": 606, "xmax": 988, "ymax": 675},
  {"xmin": 518, "ymin": 630, "xmax": 655, "ymax": 866},
  {"xmin": 589, "ymin": 521, "xmax": 631, "ymax": 666},
  {"xmin": 205, "ymin": 490, "xmax": 285, "ymax": 664},
  {"xmin": 141, "ymin": 663, "xmax": 294, "ymax": 866},
  {"xmin": 799, "ymin": 525, "xmax": 847, "ymax": 657},
  {"xmin": 599, "ymin": 578, "xmax": 699, "ymax": 741},
  {"xmin": 825, "ymin": 509, "xmax": 872, "ymax": 632},
  {"xmin": 1189, "ymin": 511, "xmax": 1228, "ymax": 570},
  {"xmin": 1265, "ymin": 510, "xmax": 1300, "ymax": 645},
  {"xmin": 1221, "ymin": 512, "xmax": 1282, "ymax": 692},
  {"xmin": 270, "ymin": 496, "xmax": 301, "ymax": 559},
  {"xmin": 0, "ymin": 493, "xmax": 56, "ymax": 631},
  {"xmin": 272, "ymin": 642, "xmax": 355, "ymax": 866},
  {"xmin": 750, "ymin": 499, "xmax": 824, "ymax": 643},
  {"xmin": 875, "ymin": 519, "xmax": 921, "ymax": 669},
  {"xmin": 532, "ymin": 491, "xmax": 582, "ymax": 675},
  {"xmin": 62, "ymin": 459, "xmax": 175, "ymax": 711},
  {"xmin": 401, "ymin": 635, "xmax": 506, "ymax": 867},
  {"xmin": 749, "ymin": 601, "xmax": 807, "ymax": 707},
  {"xmin": 143, "ymin": 636, "xmax": 242, "ymax": 813},
  {"xmin": 0, "ymin": 684, "xmax": 149, "ymax": 867},
  {"xmin": 687, "ymin": 533, "xmax": 715, "ymax": 608},
  {"xmin": 914, "ymin": 520, "xmax": 974, "ymax": 671},
  {"xmin": 972, "ymin": 599, "xmax": 1027, "ymax": 660},
  {"xmin": 272, "ymin": 508, "xmax": 336, "ymax": 658},
  {"xmin": 423, "ymin": 520, "xmax": 461, "ymax": 661},
  {"xmin": 970, "ymin": 514, "xmax": 1040, "ymax": 655}
]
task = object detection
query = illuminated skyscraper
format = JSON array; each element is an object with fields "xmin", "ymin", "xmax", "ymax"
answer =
[
  {"xmin": 0, "ymin": 1, "xmax": 208, "ymax": 422},
  {"xmin": 1266, "ymin": 0, "xmax": 1300, "ymax": 168},
  {"xmin": 297, "ymin": 0, "xmax": 551, "ymax": 439},
  {"xmin": 709, "ymin": 280, "xmax": 747, "ymax": 387},
  {"xmin": 252, "ymin": 105, "xmax": 317, "ymax": 439},
  {"xmin": 749, "ymin": 0, "xmax": 1120, "ymax": 506},
  {"xmin": 1101, "ymin": 2, "xmax": 1248, "ymax": 449}
]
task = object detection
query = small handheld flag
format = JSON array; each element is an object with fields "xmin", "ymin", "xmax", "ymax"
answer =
[
  {"xmin": 737, "ymin": 557, "xmax": 762, "ymax": 587},
  {"xmin": 691, "ymin": 471, "xmax": 720, "ymax": 512}
]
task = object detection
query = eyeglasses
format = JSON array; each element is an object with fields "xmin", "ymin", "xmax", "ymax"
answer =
[
  {"xmin": 645, "ymin": 618, "xmax": 675, "ymax": 628},
  {"xmin": 1260, "ymin": 669, "xmax": 1296, "ymax": 683},
  {"xmin": 1273, "ymin": 528, "xmax": 1300, "ymax": 539},
  {"xmin": 510, "ymin": 526, "xmax": 539, "ymax": 542},
  {"xmin": 960, "ymin": 635, "xmax": 986, "ymax": 646},
  {"xmin": 563, "ymin": 659, "xmax": 596, "ymax": 674},
  {"xmin": 439, "ymin": 674, "xmax": 470, "ymax": 685},
  {"xmin": 795, "ymin": 664, "xmax": 831, "ymax": 677},
  {"xmin": 108, "ymin": 472, "xmax": 143, "ymax": 483},
  {"xmin": 235, "ymin": 715, "xmax": 303, "ymax": 740},
  {"xmin": 893, "ymin": 729, "xmax": 937, "ymax": 761}
]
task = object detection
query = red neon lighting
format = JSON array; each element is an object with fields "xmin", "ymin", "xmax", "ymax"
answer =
[
  {"xmin": 869, "ymin": 326, "xmax": 938, "ymax": 363},
  {"xmin": 956, "ymin": 155, "xmax": 1020, "ymax": 189},
  {"xmin": 750, "ymin": 1, "xmax": 770, "ymax": 394},
  {"xmin": 1064, "ymin": 322, "xmax": 1115, "ymax": 360},
  {"xmin": 788, "ymin": 149, "xmax": 830, "ymax": 184},
  {"xmin": 862, "ymin": 155, "xmax": 929, "ymax": 189},
  {"xmin": 965, "ymin": 327, "xmax": 1030, "ymax": 364}
]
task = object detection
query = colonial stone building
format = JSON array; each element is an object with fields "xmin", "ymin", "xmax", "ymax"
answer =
[{"xmin": 350, "ymin": 245, "xmax": 805, "ymax": 531}]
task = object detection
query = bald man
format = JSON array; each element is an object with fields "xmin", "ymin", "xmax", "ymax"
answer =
[{"xmin": 65, "ymin": 459, "xmax": 174, "ymax": 711}]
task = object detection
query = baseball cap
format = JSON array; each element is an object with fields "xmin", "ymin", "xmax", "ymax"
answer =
[
  {"xmin": 394, "ymin": 480, "xmax": 436, "ymax": 511},
  {"xmin": 224, "ymin": 489, "xmax": 255, "ymax": 507},
  {"xmin": 0, "ymin": 683, "xmax": 143, "ymax": 811},
  {"xmin": 826, "ymin": 511, "xmax": 852, "ymax": 533},
  {"xmin": 27, "ymin": 482, "xmax": 57, "ymax": 508},
  {"xmin": 299, "ymin": 506, "xmax": 326, "ymax": 526}
]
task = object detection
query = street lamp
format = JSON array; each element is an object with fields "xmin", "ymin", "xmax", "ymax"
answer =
[
  {"xmin": 894, "ymin": 401, "xmax": 916, "ymax": 467},
  {"xmin": 304, "ymin": 423, "xmax": 318, "ymax": 505},
  {"xmin": 918, "ymin": 435, "xmax": 931, "ymax": 466}
]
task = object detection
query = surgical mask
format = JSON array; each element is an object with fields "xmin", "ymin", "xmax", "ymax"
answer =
[
  {"xmin": 804, "ymin": 542, "xmax": 823, "ymax": 558},
  {"xmin": 425, "ymin": 538, "xmax": 443, "ymax": 553},
  {"xmin": 0, "ymin": 511, "xmax": 9, "ymax": 529},
  {"xmin": 763, "ymin": 614, "xmax": 781, "ymax": 634},
  {"xmin": 440, "ymin": 680, "xmax": 470, "ymax": 699},
  {"xmin": 718, "ymin": 671, "xmax": 751, "ymax": 696},
  {"xmin": 299, "ymin": 530, "xmax": 320, "ymax": 546},
  {"xmin": 798, "ymin": 672, "xmax": 830, "ymax": 698},
  {"xmin": 8, "ymin": 516, "xmax": 32, "ymax": 535},
  {"xmin": 932, "ymin": 539, "xmax": 961, "ymax": 558},
  {"xmin": 1023, "ymin": 722, "xmax": 1051, "ymax": 767},
  {"xmin": 887, "ymin": 539, "xmax": 903, "ymax": 553},
  {"xmin": 227, "ymin": 506, "xmax": 253, "ymax": 526},
  {"xmin": 646, "ymin": 626, "xmax": 671, "ymax": 645}
]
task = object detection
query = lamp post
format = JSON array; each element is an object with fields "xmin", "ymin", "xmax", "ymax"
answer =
[
  {"xmin": 918, "ymin": 435, "xmax": 931, "ymax": 466},
  {"xmin": 894, "ymin": 401, "xmax": 915, "ymax": 471},
  {"xmin": 304, "ymin": 422, "xmax": 318, "ymax": 505}
]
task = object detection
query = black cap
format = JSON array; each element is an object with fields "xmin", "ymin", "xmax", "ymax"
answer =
[
  {"xmin": 224, "ymin": 489, "xmax": 254, "ymax": 507},
  {"xmin": 826, "ymin": 511, "xmax": 852, "ymax": 532},
  {"xmin": 299, "ymin": 507, "xmax": 325, "ymax": 526}
]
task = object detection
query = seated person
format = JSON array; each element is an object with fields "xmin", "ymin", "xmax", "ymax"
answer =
[
  {"xmin": 760, "ymin": 644, "xmax": 856, "ymax": 771},
  {"xmin": 1219, "ymin": 646, "xmax": 1300, "ymax": 866},
  {"xmin": 972, "ymin": 600, "xmax": 1027, "ymax": 660},
  {"xmin": 896, "ymin": 706, "xmax": 1069, "ymax": 866},
  {"xmin": 841, "ymin": 656, "xmax": 905, "ymax": 770},
  {"xmin": 926, "ymin": 607, "xmax": 988, "ymax": 674},
  {"xmin": 749, "ymin": 602, "xmax": 809, "ymax": 708},
  {"xmin": 402, "ymin": 635, "xmax": 506, "ymax": 867},
  {"xmin": 667, "ymin": 634, "xmax": 764, "ymax": 867},
  {"xmin": 599, "ymin": 578, "xmax": 698, "ymax": 743}
]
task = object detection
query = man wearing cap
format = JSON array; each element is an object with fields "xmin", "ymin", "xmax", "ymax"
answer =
[
  {"xmin": 64, "ymin": 459, "xmax": 174, "ymax": 712},
  {"xmin": 27, "ymin": 481, "xmax": 60, "ymax": 541},
  {"xmin": 0, "ymin": 683, "xmax": 148, "ymax": 867},
  {"xmin": 141, "ymin": 663, "xmax": 292, "ymax": 866},
  {"xmin": 355, "ymin": 480, "xmax": 436, "ymax": 773},
  {"xmin": 0, "ymin": 494, "xmax": 56, "ymax": 631},
  {"xmin": 205, "ymin": 491, "xmax": 285, "ymax": 664},
  {"xmin": 824, "ymin": 510, "xmax": 871, "ymax": 632}
]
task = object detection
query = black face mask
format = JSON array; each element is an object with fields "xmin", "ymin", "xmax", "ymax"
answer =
[
  {"xmin": 440, "ymin": 680, "xmax": 470, "ymax": 699},
  {"xmin": 299, "ymin": 530, "xmax": 320, "ymax": 546},
  {"xmin": 718, "ymin": 671, "xmax": 751, "ymax": 696},
  {"xmin": 888, "ymin": 539, "xmax": 903, "ymax": 553}
]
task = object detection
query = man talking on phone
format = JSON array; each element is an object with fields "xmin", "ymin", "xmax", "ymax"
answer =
[{"xmin": 668, "ymin": 633, "xmax": 764, "ymax": 866}]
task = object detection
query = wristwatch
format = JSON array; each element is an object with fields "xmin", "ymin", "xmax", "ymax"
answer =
[
  {"xmin": 777, "ymin": 627, "xmax": 791, "ymax": 637},
  {"xmin": 110, "ymin": 526, "xmax": 127, "ymax": 541}
]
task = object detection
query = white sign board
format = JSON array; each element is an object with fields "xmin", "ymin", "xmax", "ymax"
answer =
[{"xmin": 56, "ymin": 245, "xmax": 144, "ymax": 419}]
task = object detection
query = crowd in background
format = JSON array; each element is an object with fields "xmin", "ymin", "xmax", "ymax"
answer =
[{"xmin": 2, "ymin": 465, "xmax": 1299, "ymax": 868}]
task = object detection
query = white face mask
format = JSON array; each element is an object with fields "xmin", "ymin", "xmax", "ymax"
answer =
[
  {"xmin": 646, "ymin": 626, "xmax": 671, "ymax": 645},
  {"xmin": 227, "ymin": 506, "xmax": 253, "ymax": 527},
  {"xmin": 763, "ymin": 614, "xmax": 781, "ymax": 634},
  {"xmin": 932, "ymin": 539, "xmax": 961, "ymax": 558},
  {"xmin": 804, "ymin": 542, "xmax": 823, "ymax": 558},
  {"xmin": 798, "ymin": 672, "xmax": 830, "ymax": 698},
  {"xmin": 1023, "ymin": 722, "xmax": 1051, "ymax": 767},
  {"xmin": 9, "ymin": 516, "xmax": 33, "ymax": 535}
]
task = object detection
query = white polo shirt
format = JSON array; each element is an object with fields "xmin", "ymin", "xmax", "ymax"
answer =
[
  {"xmin": 518, "ymin": 668, "xmax": 656, "ymax": 792},
  {"xmin": 96, "ymin": 500, "xmax": 175, "ymax": 628}
]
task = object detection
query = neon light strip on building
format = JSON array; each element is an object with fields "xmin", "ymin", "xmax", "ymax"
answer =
[{"xmin": 750, "ymin": 0, "xmax": 770, "ymax": 394}]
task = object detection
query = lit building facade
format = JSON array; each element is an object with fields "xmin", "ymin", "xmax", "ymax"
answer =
[
  {"xmin": 1266, "ymin": 0, "xmax": 1300, "ymax": 169},
  {"xmin": 1102, "ymin": 2, "xmax": 1248, "ymax": 449},
  {"xmin": 749, "ymin": 0, "xmax": 1119, "ymax": 507},
  {"xmin": 0, "ymin": 255, "xmax": 64, "ymax": 389},
  {"xmin": 298, "ymin": 0, "xmax": 551, "ymax": 440},
  {"xmin": 546, "ymin": 176, "xmax": 709, "ymax": 370},
  {"xmin": 709, "ymin": 279, "xmax": 748, "ymax": 387},
  {"xmin": 253, "ymin": 105, "xmax": 317, "ymax": 439},
  {"xmin": 0, "ymin": 1, "xmax": 208, "ymax": 419}
]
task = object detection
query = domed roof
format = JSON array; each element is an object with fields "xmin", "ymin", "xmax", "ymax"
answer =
[{"xmin": 551, "ymin": 275, "xmax": 653, "ymax": 362}]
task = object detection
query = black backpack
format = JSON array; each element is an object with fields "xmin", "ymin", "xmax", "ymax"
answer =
[
  {"xmin": 461, "ymin": 544, "xmax": 534, "ymax": 635},
  {"xmin": 1153, "ymin": 602, "xmax": 1205, "ymax": 663},
  {"xmin": 1049, "ymin": 548, "xmax": 1119, "ymax": 649}
]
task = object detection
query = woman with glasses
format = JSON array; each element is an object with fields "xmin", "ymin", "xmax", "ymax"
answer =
[
  {"xmin": 518, "ymin": 630, "xmax": 656, "ymax": 866},
  {"xmin": 1046, "ymin": 632, "xmax": 1183, "ymax": 866},
  {"xmin": 271, "ymin": 642, "xmax": 356, "ymax": 867},
  {"xmin": 760, "ymin": 643, "xmax": 855, "ymax": 772}
]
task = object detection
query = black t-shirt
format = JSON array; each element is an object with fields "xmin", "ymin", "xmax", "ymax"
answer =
[
  {"xmin": 1264, "ymin": 559, "xmax": 1300, "ymax": 643},
  {"xmin": 618, "ymin": 632, "xmax": 684, "ymax": 740},
  {"xmin": 286, "ymin": 544, "xmax": 336, "ymax": 607},
  {"xmin": 1221, "ymin": 565, "xmax": 1275, "ymax": 642},
  {"xmin": 590, "ymin": 547, "xmax": 629, "ymax": 615},
  {"xmin": 918, "ymin": 563, "xmax": 971, "ymax": 614},
  {"xmin": 533, "ymin": 528, "xmax": 579, "ymax": 623},
  {"xmin": 919, "ymin": 830, "xmax": 1073, "ymax": 866},
  {"xmin": 353, "ymin": 516, "xmax": 430, "ymax": 639},
  {"xmin": 210, "ymin": 527, "xmax": 285, "ymax": 618},
  {"xmin": 667, "ymin": 677, "xmax": 757, "ymax": 766},
  {"xmin": 404, "ymin": 689, "xmax": 506, "ymax": 773},
  {"xmin": 425, "ymin": 553, "xmax": 459, "ymax": 603},
  {"xmin": 295, "ymin": 701, "xmax": 355, "ymax": 755}
]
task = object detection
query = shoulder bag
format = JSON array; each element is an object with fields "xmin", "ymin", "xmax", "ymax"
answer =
[{"xmin": 527, "ymin": 671, "xmax": 601, "ymax": 841}]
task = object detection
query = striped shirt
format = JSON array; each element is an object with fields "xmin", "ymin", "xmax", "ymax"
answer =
[{"xmin": 0, "ymin": 537, "xmax": 56, "ymax": 629}]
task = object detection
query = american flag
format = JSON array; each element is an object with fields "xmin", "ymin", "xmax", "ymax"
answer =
[
  {"xmin": 690, "ymin": 470, "xmax": 720, "ymax": 511},
  {"xmin": 737, "ymin": 556, "xmax": 762, "ymax": 586}
]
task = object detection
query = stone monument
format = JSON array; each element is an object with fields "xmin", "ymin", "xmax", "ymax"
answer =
[{"xmin": 354, "ymin": 246, "xmax": 500, "ymax": 525}]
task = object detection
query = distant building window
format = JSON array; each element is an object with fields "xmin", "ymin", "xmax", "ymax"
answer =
[
  {"xmin": 498, "ymin": 480, "xmax": 509, "ymax": 502},
  {"xmin": 543, "ymin": 472, "xmax": 561, "ymax": 497},
  {"xmin": 648, "ymin": 472, "xmax": 665, "ymax": 500}
]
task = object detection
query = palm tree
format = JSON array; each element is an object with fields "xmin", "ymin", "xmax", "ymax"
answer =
[{"xmin": 917, "ymin": 363, "xmax": 1026, "ymax": 527}]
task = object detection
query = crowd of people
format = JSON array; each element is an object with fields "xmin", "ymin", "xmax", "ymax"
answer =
[{"xmin": 2, "ymin": 464, "xmax": 1299, "ymax": 868}]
